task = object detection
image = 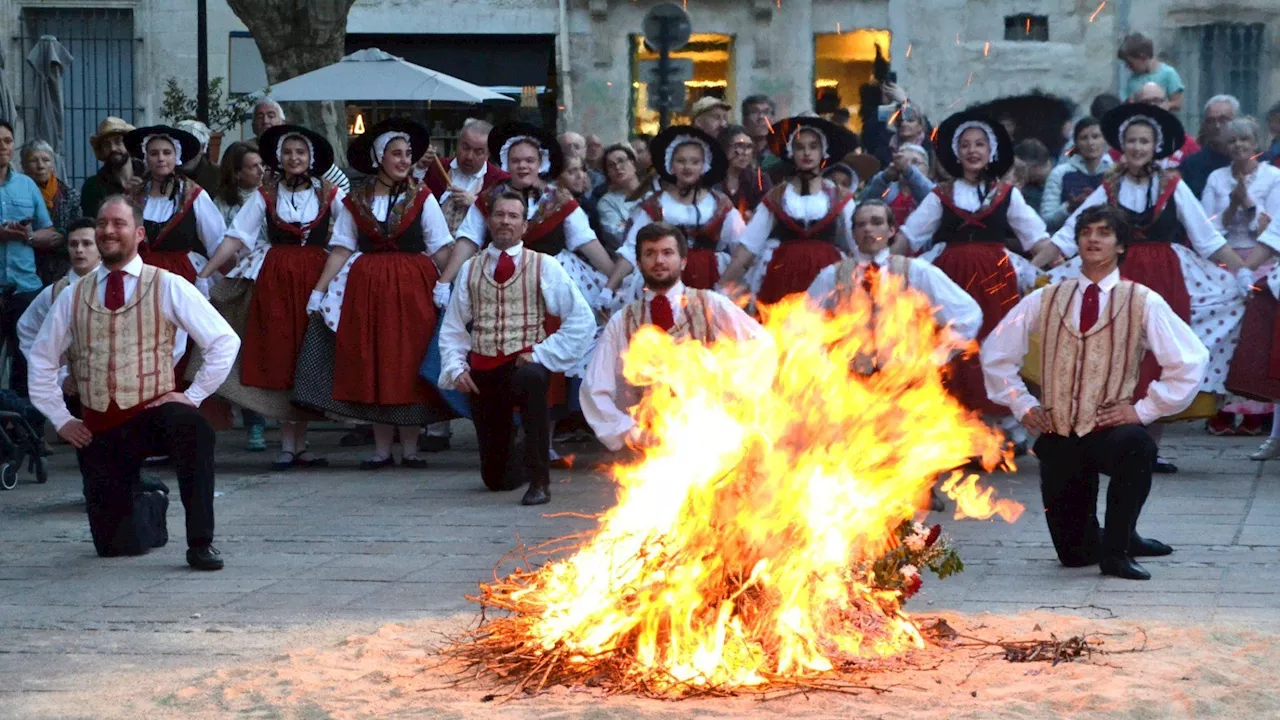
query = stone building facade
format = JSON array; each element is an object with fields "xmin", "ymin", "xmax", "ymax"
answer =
[{"xmin": 2, "ymin": 0, "xmax": 1276, "ymax": 185}]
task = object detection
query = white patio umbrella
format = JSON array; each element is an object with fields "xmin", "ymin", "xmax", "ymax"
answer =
[{"xmin": 267, "ymin": 48, "xmax": 514, "ymax": 104}]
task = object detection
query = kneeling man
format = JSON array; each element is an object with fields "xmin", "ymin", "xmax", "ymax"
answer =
[{"xmin": 980, "ymin": 205, "xmax": 1207, "ymax": 580}]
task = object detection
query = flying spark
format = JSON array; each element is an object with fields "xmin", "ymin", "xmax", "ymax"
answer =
[
  {"xmin": 1089, "ymin": 1, "xmax": 1107, "ymax": 22},
  {"xmin": 983, "ymin": 42, "xmax": 990, "ymax": 57},
  {"xmin": 1025, "ymin": 18, "xmax": 1032, "ymax": 33},
  {"xmin": 966, "ymin": 72, "xmax": 974, "ymax": 86},
  {"xmin": 905, "ymin": 43, "xmax": 913, "ymax": 57}
]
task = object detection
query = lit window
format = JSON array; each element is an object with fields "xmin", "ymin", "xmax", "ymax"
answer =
[
  {"xmin": 813, "ymin": 29, "xmax": 892, "ymax": 133},
  {"xmin": 631, "ymin": 33, "xmax": 734, "ymax": 137},
  {"xmin": 1004, "ymin": 14, "xmax": 1049, "ymax": 42}
]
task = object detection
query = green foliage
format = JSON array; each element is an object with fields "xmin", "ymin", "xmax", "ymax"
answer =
[{"xmin": 159, "ymin": 77, "xmax": 259, "ymax": 133}]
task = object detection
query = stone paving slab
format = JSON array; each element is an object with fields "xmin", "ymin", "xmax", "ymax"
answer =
[{"xmin": 1, "ymin": 423, "xmax": 1279, "ymax": 714}]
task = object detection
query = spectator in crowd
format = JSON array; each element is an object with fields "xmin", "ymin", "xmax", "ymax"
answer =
[
  {"xmin": 0, "ymin": 121, "xmax": 58, "ymax": 397},
  {"xmin": 822, "ymin": 162, "xmax": 855, "ymax": 192},
  {"xmin": 1090, "ymin": 93, "xmax": 1123, "ymax": 124},
  {"xmin": 585, "ymin": 134, "xmax": 605, "ymax": 171},
  {"xmin": 690, "ymin": 96, "xmax": 732, "ymax": 139},
  {"xmin": 1129, "ymin": 81, "xmax": 1201, "ymax": 165},
  {"xmin": 212, "ymin": 142, "xmax": 264, "ymax": 228},
  {"xmin": 630, "ymin": 134, "xmax": 654, "ymax": 175},
  {"xmin": 859, "ymin": 82, "xmax": 900, "ymax": 167},
  {"xmin": 716, "ymin": 124, "xmax": 771, "ymax": 221},
  {"xmin": 741, "ymin": 94, "xmax": 780, "ymax": 172},
  {"xmin": 1118, "ymin": 32, "xmax": 1185, "ymax": 112},
  {"xmin": 858, "ymin": 143, "xmax": 934, "ymax": 227},
  {"xmin": 559, "ymin": 131, "xmax": 605, "ymax": 194},
  {"xmin": 20, "ymin": 139, "xmax": 77, "ymax": 284},
  {"xmin": 1012, "ymin": 138, "xmax": 1054, "ymax": 211},
  {"xmin": 594, "ymin": 143, "xmax": 643, "ymax": 253},
  {"xmin": 888, "ymin": 104, "xmax": 932, "ymax": 164},
  {"xmin": 176, "ymin": 119, "xmax": 221, "ymax": 195},
  {"xmin": 252, "ymin": 98, "xmax": 349, "ymax": 193},
  {"xmin": 560, "ymin": 155, "xmax": 593, "ymax": 204},
  {"xmin": 80, "ymin": 116, "xmax": 142, "ymax": 218},
  {"xmin": 1181, "ymin": 94, "xmax": 1238, "ymax": 197},
  {"xmin": 1041, "ymin": 117, "xmax": 1113, "ymax": 231},
  {"xmin": 1263, "ymin": 101, "xmax": 1280, "ymax": 162}
]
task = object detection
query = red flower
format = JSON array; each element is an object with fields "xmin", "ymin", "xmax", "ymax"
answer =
[
  {"xmin": 925, "ymin": 524, "xmax": 942, "ymax": 548},
  {"xmin": 903, "ymin": 574, "xmax": 923, "ymax": 598}
]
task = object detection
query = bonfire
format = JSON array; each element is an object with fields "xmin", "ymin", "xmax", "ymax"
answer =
[{"xmin": 445, "ymin": 273, "xmax": 1025, "ymax": 697}]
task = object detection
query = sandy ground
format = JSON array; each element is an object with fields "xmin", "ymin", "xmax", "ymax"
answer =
[{"xmin": 11, "ymin": 608, "xmax": 1279, "ymax": 719}]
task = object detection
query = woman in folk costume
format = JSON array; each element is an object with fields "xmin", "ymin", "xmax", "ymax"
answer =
[
  {"xmin": 602, "ymin": 125, "xmax": 744, "ymax": 300},
  {"xmin": 891, "ymin": 111, "xmax": 1048, "ymax": 417},
  {"xmin": 293, "ymin": 117, "xmax": 455, "ymax": 470},
  {"xmin": 198, "ymin": 125, "xmax": 343, "ymax": 470},
  {"xmin": 719, "ymin": 116, "xmax": 858, "ymax": 306},
  {"xmin": 1041, "ymin": 103, "xmax": 1252, "ymax": 473},
  {"xmin": 124, "ymin": 125, "xmax": 226, "ymax": 296},
  {"xmin": 442, "ymin": 123, "xmax": 614, "ymax": 314}
]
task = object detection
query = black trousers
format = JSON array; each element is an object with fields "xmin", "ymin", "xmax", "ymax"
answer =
[
  {"xmin": 470, "ymin": 362, "xmax": 551, "ymax": 491},
  {"xmin": 2, "ymin": 289, "xmax": 40, "ymax": 397},
  {"xmin": 77, "ymin": 403, "xmax": 216, "ymax": 552},
  {"xmin": 1033, "ymin": 424, "xmax": 1156, "ymax": 565}
]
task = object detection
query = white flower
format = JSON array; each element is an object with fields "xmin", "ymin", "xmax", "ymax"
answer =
[
  {"xmin": 901, "ymin": 564, "xmax": 919, "ymax": 580},
  {"xmin": 905, "ymin": 535, "xmax": 926, "ymax": 551}
]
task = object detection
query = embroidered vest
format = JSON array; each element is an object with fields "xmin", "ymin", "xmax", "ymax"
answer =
[
  {"xmin": 343, "ymin": 180, "xmax": 430, "ymax": 254},
  {"xmin": 69, "ymin": 266, "xmax": 177, "ymax": 413},
  {"xmin": 1102, "ymin": 170, "xmax": 1181, "ymax": 244},
  {"xmin": 760, "ymin": 182, "xmax": 854, "ymax": 245},
  {"xmin": 466, "ymin": 249, "xmax": 548, "ymax": 359},
  {"xmin": 1038, "ymin": 279, "xmax": 1150, "ymax": 437},
  {"xmin": 261, "ymin": 178, "xmax": 337, "ymax": 248},
  {"xmin": 138, "ymin": 180, "xmax": 204, "ymax": 255},
  {"xmin": 620, "ymin": 288, "xmax": 718, "ymax": 344},
  {"xmin": 933, "ymin": 181, "xmax": 1014, "ymax": 245},
  {"xmin": 51, "ymin": 276, "xmax": 72, "ymax": 302},
  {"xmin": 829, "ymin": 255, "xmax": 913, "ymax": 308},
  {"xmin": 639, "ymin": 191, "xmax": 735, "ymax": 251}
]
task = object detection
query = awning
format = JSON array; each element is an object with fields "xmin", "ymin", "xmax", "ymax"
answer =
[{"xmin": 345, "ymin": 34, "xmax": 555, "ymax": 89}]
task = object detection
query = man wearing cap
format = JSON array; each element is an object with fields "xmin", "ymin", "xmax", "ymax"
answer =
[
  {"xmin": 81, "ymin": 117, "xmax": 143, "ymax": 218},
  {"xmin": 691, "ymin": 96, "xmax": 732, "ymax": 139},
  {"xmin": 175, "ymin": 119, "xmax": 222, "ymax": 195}
]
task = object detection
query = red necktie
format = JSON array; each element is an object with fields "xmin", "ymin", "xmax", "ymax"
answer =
[
  {"xmin": 1079, "ymin": 283, "xmax": 1100, "ymax": 333},
  {"xmin": 105, "ymin": 270, "xmax": 126, "ymax": 311},
  {"xmin": 493, "ymin": 252, "xmax": 515, "ymax": 284},
  {"xmin": 650, "ymin": 293, "xmax": 675, "ymax": 332}
]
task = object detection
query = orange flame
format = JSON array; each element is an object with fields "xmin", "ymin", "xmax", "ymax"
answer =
[{"xmin": 484, "ymin": 279, "xmax": 1022, "ymax": 693}]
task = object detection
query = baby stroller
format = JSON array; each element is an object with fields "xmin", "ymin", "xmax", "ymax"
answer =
[{"xmin": 0, "ymin": 281, "xmax": 49, "ymax": 490}]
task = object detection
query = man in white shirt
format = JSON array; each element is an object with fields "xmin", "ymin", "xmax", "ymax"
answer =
[
  {"xmin": 438, "ymin": 190, "xmax": 595, "ymax": 505},
  {"xmin": 582, "ymin": 223, "xmax": 771, "ymax": 452},
  {"xmin": 27, "ymin": 195, "xmax": 240, "ymax": 569},
  {"xmin": 980, "ymin": 205, "xmax": 1208, "ymax": 580},
  {"xmin": 17, "ymin": 217, "xmax": 100, "ymax": 364}
]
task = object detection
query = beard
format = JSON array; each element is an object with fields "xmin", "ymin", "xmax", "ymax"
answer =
[
  {"xmin": 641, "ymin": 268, "xmax": 680, "ymax": 291},
  {"xmin": 104, "ymin": 151, "xmax": 129, "ymax": 170}
]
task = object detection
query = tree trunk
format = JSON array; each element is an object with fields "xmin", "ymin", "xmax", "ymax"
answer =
[{"xmin": 225, "ymin": 0, "xmax": 358, "ymax": 165}]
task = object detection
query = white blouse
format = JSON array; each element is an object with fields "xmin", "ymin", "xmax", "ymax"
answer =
[
  {"xmin": 226, "ymin": 185, "xmax": 348, "ymax": 252},
  {"xmin": 330, "ymin": 191, "xmax": 454, "ymax": 255},
  {"xmin": 901, "ymin": 180, "xmax": 1047, "ymax": 253},
  {"xmin": 737, "ymin": 184, "xmax": 855, "ymax": 257},
  {"xmin": 1051, "ymin": 176, "xmax": 1227, "ymax": 259},
  {"xmin": 142, "ymin": 188, "xmax": 225, "ymax": 256},
  {"xmin": 619, "ymin": 191, "xmax": 747, "ymax": 264},
  {"xmin": 1201, "ymin": 163, "xmax": 1280, "ymax": 255}
]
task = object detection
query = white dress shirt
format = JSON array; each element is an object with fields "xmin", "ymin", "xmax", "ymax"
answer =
[
  {"xmin": 27, "ymin": 255, "xmax": 241, "ymax": 431},
  {"xmin": 438, "ymin": 159, "xmax": 486, "ymax": 206},
  {"xmin": 454, "ymin": 185, "xmax": 597, "ymax": 250},
  {"xmin": 581, "ymin": 281, "xmax": 772, "ymax": 451},
  {"xmin": 1201, "ymin": 163, "xmax": 1280, "ymax": 254},
  {"xmin": 806, "ymin": 247, "xmax": 984, "ymax": 342},
  {"xmin": 738, "ymin": 183, "xmax": 857, "ymax": 257},
  {"xmin": 619, "ymin": 191, "xmax": 747, "ymax": 265},
  {"xmin": 225, "ymin": 184, "xmax": 348, "ymax": 251},
  {"xmin": 1051, "ymin": 177, "xmax": 1227, "ymax": 259},
  {"xmin": 330, "ymin": 191, "xmax": 455, "ymax": 255},
  {"xmin": 980, "ymin": 269, "xmax": 1208, "ymax": 426},
  {"xmin": 437, "ymin": 243, "xmax": 596, "ymax": 387},
  {"xmin": 901, "ymin": 181, "xmax": 1047, "ymax": 253}
]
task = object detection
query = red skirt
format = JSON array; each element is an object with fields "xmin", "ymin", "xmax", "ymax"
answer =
[
  {"xmin": 1226, "ymin": 290, "xmax": 1280, "ymax": 402},
  {"xmin": 240, "ymin": 246, "xmax": 328, "ymax": 390},
  {"xmin": 757, "ymin": 240, "xmax": 843, "ymax": 305},
  {"xmin": 332, "ymin": 252, "xmax": 441, "ymax": 406},
  {"xmin": 682, "ymin": 248, "xmax": 720, "ymax": 289},
  {"xmin": 141, "ymin": 250, "xmax": 197, "ymax": 283},
  {"xmin": 1118, "ymin": 244, "xmax": 1192, "ymax": 401},
  {"xmin": 933, "ymin": 242, "xmax": 1020, "ymax": 416}
]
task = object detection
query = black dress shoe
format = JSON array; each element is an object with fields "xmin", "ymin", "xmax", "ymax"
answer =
[
  {"xmin": 1099, "ymin": 554, "xmax": 1150, "ymax": 580},
  {"xmin": 1131, "ymin": 535, "xmax": 1173, "ymax": 557},
  {"xmin": 359, "ymin": 456, "xmax": 395, "ymax": 471},
  {"xmin": 417, "ymin": 435, "xmax": 451, "ymax": 453},
  {"xmin": 1153, "ymin": 459, "xmax": 1178, "ymax": 474},
  {"xmin": 521, "ymin": 482, "xmax": 551, "ymax": 506},
  {"xmin": 186, "ymin": 545, "xmax": 224, "ymax": 571},
  {"xmin": 400, "ymin": 455, "xmax": 428, "ymax": 469}
]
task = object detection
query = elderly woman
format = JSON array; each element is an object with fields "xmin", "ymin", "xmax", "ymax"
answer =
[
  {"xmin": 124, "ymin": 124, "xmax": 226, "ymax": 295},
  {"xmin": 1203, "ymin": 116, "xmax": 1280, "ymax": 436},
  {"xmin": 716, "ymin": 124, "xmax": 772, "ymax": 221},
  {"xmin": 593, "ymin": 144, "xmax": 643, "ymax": 253},
  {"xmin": 294, "ymin": 117, "xmax": 455, "ymax": 470},
  {"xmin": 1042, "ymin": 103, "xmax": 1251, "ymax": 473},
  {"xmin": 21, "ymin": 139, "xmax": 78, "ymax": 285}
]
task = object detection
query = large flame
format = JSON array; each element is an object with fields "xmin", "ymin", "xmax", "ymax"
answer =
[{"xmin": 470, "ymin": 272, "xmax": 1023, "ymax": 694}]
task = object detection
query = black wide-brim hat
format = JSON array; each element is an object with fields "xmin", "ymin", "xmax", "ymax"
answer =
[
  {"xmin": 649, "ymin": 125, "xmax": 729, "ymax": 187},
  {"xmin": 1101, "ymin": 103, "xmax": 1186, "ymax": 161},
  {"xmin": 934, "ymin": 110, "xmax": 1015, "ymax": 180},
  {"xmin": 124, "ymin": 125, "xmax": 201, "ymax": 165},
  {"xmin": 258, "ymin": 124, "xmax": 336, "ymax": 176},
  {"xmin": 767, "ymin": 116, "xmax": 859, "ymax": 168},
  {"xmin": 488, "ymin": 122, "xmax": 563, "ymax": 180},
  {"xmin": 347, "ymin": 117, "xmax": 431, "ymax": 175}
]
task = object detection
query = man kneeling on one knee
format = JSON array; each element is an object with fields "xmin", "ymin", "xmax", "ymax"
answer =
[
  {"xmin": 980, "ymin": 204, "xmax": 1208, "ymax": 580},
  {"xmin": 27, "ymin": 195, "xmax": 239, "ymax": 570}
]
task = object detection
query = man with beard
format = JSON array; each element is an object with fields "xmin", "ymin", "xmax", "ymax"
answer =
[
  {"xmin": 438, "ymin": 191, "xmax": 595, "ymax": 505},
  {"xmin": 80, "ymin": 117, "xmax": 143, "ymax": 218},
  {"xmin": 1179, "ymin": 95, "xmax": 1238, "ymax": 197},
  {"xmin": 252, "ymin": 99, "xmax": 350, "ymax": 193},
  {"xmin": 582, "ymin": 223, "xmax": 769, "ymax": 452},
  {"xmin": 27, "ymin": 195, "xmax": 239, "ymax": 569}
]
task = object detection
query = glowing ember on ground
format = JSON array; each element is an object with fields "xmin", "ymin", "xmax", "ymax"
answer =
[{"xmin": 446, "ymin": 276, "xmax": 1024, "ymax": 697}]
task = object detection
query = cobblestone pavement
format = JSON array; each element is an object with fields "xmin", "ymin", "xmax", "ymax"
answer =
[{"xmin": 1, "ymin": 422, "xmax": 1277, "ymax": 713}]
